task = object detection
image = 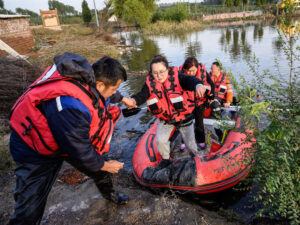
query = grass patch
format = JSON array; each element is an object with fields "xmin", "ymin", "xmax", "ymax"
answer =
[
  {"xmin": 31, "ymin": 25, "xmax": 96, "ymax": 41},
  {"xmin": 142, "ymin": 20, "xmax": 207, "ymax": 35},
  {"xmin": 30, "ymin": 25, "xmax": 120, "ymax": 68}
]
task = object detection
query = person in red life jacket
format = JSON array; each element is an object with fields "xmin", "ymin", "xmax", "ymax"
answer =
[
  {"xmin": 8, "ymin": 53, "xmax": 132, "ymax": 225},
  {"xmin": 179, "ymin": 57, "xmax": 215, "ymax": 151},
  {"xmin": 209, "ymin": 61, "xmax": 234, "ymax": 141},
  {"xmin": 126, "ymin": 55, "xmax": 207, "ymax": 168}
]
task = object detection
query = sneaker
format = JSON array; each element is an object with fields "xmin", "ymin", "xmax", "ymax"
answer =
[
  {"xmin": 180, "ymin": 143, "xmax": 186, "ymax": 151},
  {"xmin": 198, "ymin": 143, "xmax": 206, "ymax": 151},
  {"xmin": 110, "ymin": 192, "xmax": 129, "ymax": 205}
]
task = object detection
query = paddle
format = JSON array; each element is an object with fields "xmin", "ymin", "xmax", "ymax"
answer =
[
  {"xmin": 122, "ymin": 105, "xmax": 241, "ymax": 117},
  {"xmin": 122, "ymin": 107, "xmax": 146, "ymax": 117}
]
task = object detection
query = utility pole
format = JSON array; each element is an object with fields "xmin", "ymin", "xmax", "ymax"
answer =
[{"xmin": 93, "ymin": 0, "xmax": 99, "ymax": 27}]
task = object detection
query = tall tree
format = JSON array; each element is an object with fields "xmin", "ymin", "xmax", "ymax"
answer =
[
  {"xmin": 113, "ymin": 0, "xmax": 156, "ymax": 28},
  {"xmin": 99, "ymin": 0, "xmax": 113, "ymax": 32},
  {"xmin": 234, "ymin": 0, "xmax": 240, "ymax": 6},
  {"xmin": 82, "ymin": 0, "xmax": 92, "ymax": 23},
  {"xmin": 242, "ymin": 0, "xmax": 248, "ymax": 10},
  {"xmin": 113, "ymin": 0, "xmax": 126, "ymax": 19},
  {"xmin": 226, "ymin": 0, "xmax": 233, "ymax": 7},
  {"xmin": 16, "ymin": 8, "xmax": 39, "ymax": 17},
  {"xmin": 48, "ymin": 0, "xmax": 66, "ymax": 15},
  {"xmin": 0, "ymin": 0, "xmax": 4, "ymax": 9}
]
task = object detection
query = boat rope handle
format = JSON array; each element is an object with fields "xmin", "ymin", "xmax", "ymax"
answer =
[
  {"xmin": 220, "ymin": 129, "xmax": 227, "ymax": 144},
  {"xmin": 207, "ymin": 132, "xmax": 212, "ymax": 147},
  {"xmin": 206, "ymin": 129, "xmax": 228, "ymax": 147}
]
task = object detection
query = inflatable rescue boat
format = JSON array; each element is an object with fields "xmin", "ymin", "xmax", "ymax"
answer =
[{"xmin": 132, "ymin": 115, "xmax": 254, "ymax": 194}]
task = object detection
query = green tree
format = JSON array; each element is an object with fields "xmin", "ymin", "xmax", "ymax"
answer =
[
  {"xmin": 226, "ymin": 0, "xmax": 233, "ymax": 7},
  {"xmin": 16, "ymin": 8, "xmax": 39, "ymax": 17},
  {"xmin": 0, "ymin": 0, "xmax": 3, "ymax": 9},
  {"xmin": 242, "ymin": 0, "xmax": 248, "ymax": 10},
  {"xmin": 82, "ymin": 0, "xmax": 92, "ymax": 24},
  {"xmin": 261, "ymin": 0, "xmax": 266, "ymax": 5},
  {"xmin": 15, "ymin": 8, "xmax": 41, "ymax": 25},
  {"xmin": 113, "ymin": 0, "xmax": 126, "ymax": 19},
  {"xmin": 113, "ymin": 0, "xmax": 156, "ymax": 27},
  {"xmin": 233, "ymin": 0, "xmax": 240, "ymax": 7},
  {"xmin": 48, "ymin": 0, "xmax": 66, "ymax": 15}
]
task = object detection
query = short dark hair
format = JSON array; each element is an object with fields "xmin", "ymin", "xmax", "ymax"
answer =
[
  {"xmin": 183, "ymin": 57, "xmax": 198, "ymax": 70},
  {"xmin": 212, "ymin": 61, "xmax": 221, "ymax": 68},
  {"xmin": 92, "ymin": 56, "xmax": 127, "ymax": 86},
  {"xmin": 149, "ymin": 54, "xmax": 169, "ymax": 75}
]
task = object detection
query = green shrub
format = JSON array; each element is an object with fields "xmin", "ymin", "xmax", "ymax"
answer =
[
  {"xmin": 82, "ymin": 0, "xmax": 92, "ymax": 24},
  {"xmin": 152, "ymin": 3, "xmax": 188, "ymax": 23},
  {"xmin": 227, "ymin": 2, "xmax": 300, "ymax": 223}
]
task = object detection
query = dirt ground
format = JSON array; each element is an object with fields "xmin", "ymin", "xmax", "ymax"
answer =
[{"xmin": 0, "ymin": 163, "xmax": 244, "ymax": 225}]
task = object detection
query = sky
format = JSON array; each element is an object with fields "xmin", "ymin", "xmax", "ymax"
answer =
[{"xmin": 5, "ymin": 0, "xmax": 203, "ymax": 14}]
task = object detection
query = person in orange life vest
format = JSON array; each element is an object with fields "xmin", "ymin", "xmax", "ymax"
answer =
[
  {"xmin": 8, "ymin": 53, "xmax": 132, "ymax": 225},
  {"xmin": 209, "ymin": 61, "xmax": 234, "ymax": 141},
  {"xmin": 210, "ymin": 61, "xmax": 233, "ymax": 108},
  {"xmin": 179, "ymin": 57, "xmax": 215, "ymax": 151},
  {"xmin": 126, "ymin": 55, "xmax": 207, "ymax": 167}
]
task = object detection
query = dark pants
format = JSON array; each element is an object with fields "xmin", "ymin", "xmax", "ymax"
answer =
[
  {"xmin": 193, "ymin": 105, "xmax": 205, "ymax": 144},
  {"xmin": 8, "ymin": 159, "xmax": 115, "ymax": 225}
]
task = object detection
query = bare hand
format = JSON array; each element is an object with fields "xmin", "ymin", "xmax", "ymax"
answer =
[
  {"xmin": 196, "ymin": 85, "xmax": 206, "ymax": 98},
  {"xmin": 101, "ymin": 160, "xmax": 124, "ymax": 173},
  {"xmin": 224, "ymin": 102, "xmax": 230, "ymax": 108},
  {"xmin": 122, "ymin": 97, "xmax": 137, "ymax": 109}
]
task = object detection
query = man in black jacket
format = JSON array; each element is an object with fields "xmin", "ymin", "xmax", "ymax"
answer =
[{"xmin": 8, "ymin": 53, "xmax": 130, "ymax": 225}]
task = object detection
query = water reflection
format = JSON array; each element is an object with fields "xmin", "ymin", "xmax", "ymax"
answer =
[
  {"xmin": 185, "ymin": 41, "xmax": 202, "ymax": 58},
  {"xmin": 120, "ymin": 32, "xmax": 160, "ymax": 72},
  {"xmin": 253, "ymin": 23, "xmax": 264, "ymax": 41},
  {"xmin": 273, "ymin": 36, "xmax": 283, "ymax": 52},
  {"xmin": 117, "ymin": 20, "xmax": 299, "ymax": 80},
  {"xmin": 219, "ymin": 25, "xmax": 252, "ymax": 61}
]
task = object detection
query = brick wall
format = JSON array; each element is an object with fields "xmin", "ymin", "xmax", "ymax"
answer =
[{"xmin": 0, "ymin": 17, "xmax": 34, "ymax": 55}]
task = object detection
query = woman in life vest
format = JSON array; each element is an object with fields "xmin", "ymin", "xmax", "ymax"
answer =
[
  {"xmin": 209, "ymin": 61, "xmax": 233, "ymax": 109},
  {"xmin": 127, "ymin": 55, "xmax": 207, "ymax": 167},
  {"xmin": 8, "ymin": 53, "xmax": 132, "ymax": 224},
  {"xmin": 209, "ymin": 61, "xmax": 234, "ymax": 141},
  {"xmin": 179, "ymin": 57, "xmax": 215, "ymax": 151}
]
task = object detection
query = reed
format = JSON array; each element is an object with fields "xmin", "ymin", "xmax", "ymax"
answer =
[{"xmin": 142, "ymin": 20, "xmax": 207, "ymax": 35}]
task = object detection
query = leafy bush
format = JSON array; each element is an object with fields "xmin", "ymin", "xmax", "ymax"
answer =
[
  {"xmin": 228, "ymin": 1, "xmax": 300, "ymax": 223},
  {"xmin": 152, "ymin": 3, "xmax": 188, "ymax": 23}
]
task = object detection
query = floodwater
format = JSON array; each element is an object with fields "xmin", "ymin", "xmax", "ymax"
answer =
[
  {"xmin": 117, "ymin": 19, "xmax": 299, "ymax": 81},
  {"xmin": 110, "ymin": 19, "xmax": 299, "ymax": 223}
]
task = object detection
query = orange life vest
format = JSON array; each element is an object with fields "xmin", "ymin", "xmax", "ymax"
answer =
[
  {"xmin": 9, "ymin": 65, "xmax": 121, "ymax": 156},
  {"xmin": 209, "ymin": 72, "xmax": 233, "ymax": 103},
  {"xmin": 145, "ymin": 67, "xmax": 195, "ymax": 123},
  {"xmin": 179, "ymin": 64, "xmax": 212, "ymax": 106}
]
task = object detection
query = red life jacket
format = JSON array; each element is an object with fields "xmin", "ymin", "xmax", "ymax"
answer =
[
  {"xmin": 179, "ymin": 64, "xmax": 212, "ymax": 106},
  {"xmin": 9, "ymin": 65, "xmax": 121, "ymax": 156},
  {"xmin": 145, "ymin": 67, "xmax": 194, "ymax": 123},
  {"xmin": 209, "ymin": 71, "xmax": 228, "ymax": 102}
]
